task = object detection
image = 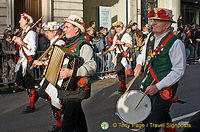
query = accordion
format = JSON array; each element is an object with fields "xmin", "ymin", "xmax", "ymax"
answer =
[{"xmin": 41, "ymin": 45, "xmax": 84, "ymax": 92}]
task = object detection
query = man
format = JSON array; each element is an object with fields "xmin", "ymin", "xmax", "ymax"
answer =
[
  {"xmin": 89, "ymin": 20, "xmax": 96, "ymax": 37},
  {"xmin": 32, "ymin": 21, "xmax": 65, "ymax": 132},
  {"xmin": 105, "ymin": 26, "xmax": 115, "ymax": 71},
  {"xmin": 13, "ymin": 13, "xmax": 38, "ymax": 113},
  {"xmin": 103, "ymin": 21, "xmax": 133, "ymax": 93},
  {"xmin": 132, "ymin": 22, "xmax": 139, "ymax": 34},
  {"xmin": 134, "ymin": 8, "xmax": 186, "ymax": 132},
  {"xmin": 58, "ymin": 15, "xmax": 96, "ymax": 131},
  {"xmin": 1, "ymin": 28, "xmax": 17, "ymax": 84},
  {"xmin": 126, "ymin": 26, "xmax": 137, "ymax": 67}
]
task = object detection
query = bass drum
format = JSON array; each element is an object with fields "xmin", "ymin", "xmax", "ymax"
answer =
[{"xmin": 116, "ymin": 90, "xmax": 151, "ymax": 124}]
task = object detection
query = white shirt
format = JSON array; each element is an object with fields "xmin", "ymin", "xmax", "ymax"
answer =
[
  {"xmin": 112, "ymin": 30, "xmax": 132, "ymax": 53},
  {"xmin": 77, "ymin": 44, "xmax": 97, "ymax": 76},
  {"xmin": 137, "ymin": 31, "xmax": 186, "ymax": 90},
  {"xmin": 15, "ymin": 26, "xmax": 38, "ymax": 76}
]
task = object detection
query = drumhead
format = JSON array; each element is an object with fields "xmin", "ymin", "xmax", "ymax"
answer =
[{"xmin": 116, "ymin": 90, "xmax": 151, "ymax": 124}]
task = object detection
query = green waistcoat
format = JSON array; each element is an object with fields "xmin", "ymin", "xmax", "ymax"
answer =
[
  {"xmin": 67, "ymin": 35, "xmax": 93, "ymax": 83},
  {"xmin": 140, "ymin": 32, "xmax": 179, "ymax": 105}
]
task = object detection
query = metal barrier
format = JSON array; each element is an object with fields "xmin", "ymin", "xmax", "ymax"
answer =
[
  {"xmin": 0, "ymin": 51, "xmax": 44, "ymax": 85},
  {"xmin": 0, "ymin": 51, "xmax": 115, "ymax": 86}
]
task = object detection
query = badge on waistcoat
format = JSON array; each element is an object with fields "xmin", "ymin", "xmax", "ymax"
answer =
[{"xmin": 159, "ymin": 88, "xmax": 173, "ymax": 100}]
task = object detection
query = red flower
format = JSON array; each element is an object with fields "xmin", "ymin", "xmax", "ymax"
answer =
[
  {"xmin": 157, "ymin": 9, "xmax": 169, "ymax": 19},
  {"xmin": 148, "ymin": 9, "xmax": 155, "ymax": 17}
]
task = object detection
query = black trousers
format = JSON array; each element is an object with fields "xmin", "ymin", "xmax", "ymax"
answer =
[
  {"xmin": 62, "ymin": 101, "xmax": 88, "ymax": 132},
  {"xmin": 143, "ymin": 94, "xmax": 172, "ymax": 132},
  {"xmin": 116, "ymin": 53, "xmax": 125, "ymax": 82},
  {"xmin": 15, "ymin": 66, "xmax": 34, "ymax": 89}
]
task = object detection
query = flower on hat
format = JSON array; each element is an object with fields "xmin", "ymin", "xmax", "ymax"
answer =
[
  {"xmin": 148, "ymin": 9, "xmax": 156, "ymax": 18},
  {"xmin": 147, "ymin": 8, "xmax": 175, "ymax": 23},
  {"xmin": 157, "ymin": 9, "xmax": 169, "ymax": 19},
  {"xmin": 21, "ymin": 13, "xmax": 33, "ymax": 24},
  {"xmin": 42, "ymin": 22, "xmax": 64, "ymax": 31}
]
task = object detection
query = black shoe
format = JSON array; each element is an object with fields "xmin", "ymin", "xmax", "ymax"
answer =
[
  {"xmin": 23, "ymin": 106, "xmax": 36, "ymax": 113},
  {"xmin": 50, "ymin": 125, "xmax": 62, "ymax": 132}
]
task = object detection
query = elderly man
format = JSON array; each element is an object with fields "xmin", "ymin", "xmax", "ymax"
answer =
[
  {"xmin": 32, "ymin": 21, "xmax": 65, "ymax": 132},
  {"xmin": 134, "ymin": 8, "xmax": 186, "ymax": 132},
  {"xmin": 58, "ymin": 15, "xmax": 96, "ymax": 132},
  {"xmin": 13, "ymin": 13, "xmax": 38, "ymax": 113},
  {"xmin": 103, "ymin": 21, "xmax": 133, "ymax": 94}
]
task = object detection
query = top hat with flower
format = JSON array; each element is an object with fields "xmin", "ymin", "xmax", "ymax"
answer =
[{"xmin": 148, "ymin": 8, "xmax": 176, "ymax": 23}]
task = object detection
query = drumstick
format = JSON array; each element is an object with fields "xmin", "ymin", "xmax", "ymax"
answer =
[
  {"xmin": 122, "ymin": 76, "xmax": 137, "ymax": 98},
  {"xmin": 134, "ymin": 79, "xmax": 155, "ymax": 110}
]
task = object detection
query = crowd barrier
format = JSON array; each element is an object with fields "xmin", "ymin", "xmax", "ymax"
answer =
[{"xmin": 0, "ymin": 51, "xmax": 114, "ymax": 86}]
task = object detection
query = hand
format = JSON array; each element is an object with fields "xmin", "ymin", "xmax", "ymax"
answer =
[
  {"xmin": 102, "ymin": 51, "xmax": 108, "ymax": 57},
  {"xmin": 145, "ymin": 84, "xmax": 159, "ymax": 96},
  {"xmin": 60, "ymin": 68, "xmax": 73, "ymax": 79},
  {"xmin": 134, "ymin": 64, "xmax": 142, "ymax": 77},
  {"xmin": 5, "ymin": 38, "xmax": 11, "ymax": 43},
  {"xmin": 12, "ymin": 36, "xmax": 23, "ymax": 45},
  {"xmin": 32, "ymin": 60, "xmax": 43, "ymax": 67},
  {"xmin": 115, "ymin": 40, "xmax": 124, "ymax": 45}
]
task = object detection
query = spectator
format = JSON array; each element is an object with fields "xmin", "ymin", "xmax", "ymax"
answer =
[
  {"xmin": 126, "ymin": 26, "xmax": 137, "ymax": 66},
  {"xmin": 134, "ymin": 29, "xmax": 145, "ymax": 57},
  {"xmin": 177, "ymin": 15, "xmax": 184, "ymax": 27},
  {"xmin": 38, "ymin": 35, "xmax": 50, "ymax": 51},
  {"xmin": 132, "ymin": 22, "xmax": 139, "ymax": 34},
  {"xmin": 99, "ymin": 26, "xmax": 107, "ymax": 36},
  {"xmin": 13, "ymin": 27, "xmax": 21, "ymax": 63},
  {"xmin": 35, "ymin": 22, "xmax": 43, "ymax": 46},
  {"xmin": 93, "ymin": 32, "xmax": 106, "ymax": 76},
  {"xmin": 1, "ymin": 28, "xmax": 17, "ymax": 84},
  {"xmin": 105, "ymin": 26, "xmax": 116, "ymax": 71},
  {"xmin": 196, "ymin": 27, "xmax": 200, "ymax": 59},
  {"xmin": 89, "ymin": 20, "xmax": 96, "ymax": 37},
  {"xmin": 86, "ymin": 27, "xmax": 95, "ymax": 43}
]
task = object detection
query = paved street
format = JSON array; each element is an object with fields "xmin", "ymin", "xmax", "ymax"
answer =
[{"xmin": 0, "ymin": 64, "xmax": 200, "ymax": 132}]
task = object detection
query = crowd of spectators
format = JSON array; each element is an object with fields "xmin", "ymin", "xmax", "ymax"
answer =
[{"xmin": 175, "ymin": 16, "xmax": 200, "ymax": 64}]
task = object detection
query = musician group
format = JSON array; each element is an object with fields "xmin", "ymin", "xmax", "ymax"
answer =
[{"xmin": 9, "ymin": 7, "xmax": 186, "ymax": 132}]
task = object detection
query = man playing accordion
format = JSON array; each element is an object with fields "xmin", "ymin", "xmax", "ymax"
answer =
[{"xmin": 58, "ymin": 15, "xmax": 96, "ymax": 132}]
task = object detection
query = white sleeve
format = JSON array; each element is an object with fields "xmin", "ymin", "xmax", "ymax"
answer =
[
  {"xmin": 156, "ymin": 39, "xmax": 186, "ymax": 90},
  {"xmin": 122, "ymin": 33, "xmax": 132, "ymax": 45},
  {"xmin": 77, "ymin": 44, "xmax": 97, "ymax": 76},
  {"xmin": 23, "ymin": 31, "xmax": 38, "ymax": 55}
]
